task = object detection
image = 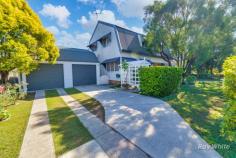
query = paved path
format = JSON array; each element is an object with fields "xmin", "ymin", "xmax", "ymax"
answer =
[
  {"xmin": 19, "ymin": 91, "xmax": 55, "ymax": 158},
  {"xmin": 59, "ymin": 140, "xmax": 109, "ymax": 158},
  {"xmin": 57, "ymin": 88, "xmax": 150, "ymax": 158},
  {"xmin": 76, "ymin": 85, "xmax": 222, "ymax": 158}
]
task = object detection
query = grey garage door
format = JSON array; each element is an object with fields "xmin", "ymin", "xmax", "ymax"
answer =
[
  {"xmin": 27, "ymin": 64, "xmax": 64, "ymax": 91},
  {"xmin": 72, "ymin": 64, "xmax": 96, "ymax": 86}
]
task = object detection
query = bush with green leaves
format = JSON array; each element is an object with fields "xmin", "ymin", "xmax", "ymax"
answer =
[
  {"xmin": 0, "ymin": 83, "xmax": 25, "ymax": 121},
  {"xmin": 221, "ymin": 56, "xmax": 236, "ymax": 141},
  {"xmin": 0, "ymin": 106, "xmax": 10, "ymax": 121},
  {"xmin": 223, "ymin": 56, "xmax": 236, "ymax": 99},
  {"xmin": 185, "ymin": 75, "xmax": 197, "ymax": 85},
  {"xmin": 139, "ymin": 66, "xmax": 183, "ymax": 97},
  {"xmin": 0, "ymin": 84, "xmax": 19, "ymax": 107},
  {"xmin": 221, "ymin": 99, "xmax": 236, "ymax": 141}
]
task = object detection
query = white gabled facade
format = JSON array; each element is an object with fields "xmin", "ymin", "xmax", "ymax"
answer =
[
  {"xmin": 88, "ymin": 21, "xmax": 170, "ymax": 85},
  {"xmin": 89, "ymin": 22, "xmax": 121, "ymax": 63}
]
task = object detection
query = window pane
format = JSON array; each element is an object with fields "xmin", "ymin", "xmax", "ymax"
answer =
[
  {"xmin": 106, "ymin": 63, "xmax": 110, "ymax": 72},
  {"xmin": 115, "ymin": 63, "xmax": 119, "ymax": 71},
  {"xmin": 111, "ymin": 63, "xmax": 114, "ymax": 71}
]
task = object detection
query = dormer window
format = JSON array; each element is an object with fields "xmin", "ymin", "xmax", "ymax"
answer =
[
  {"xmin": 88, "ymin": 42, "xmax": 97, "ymax": 51},
  {"xmin": 99, "ymin": 33, "xmax": 111, "ymax": 47}
]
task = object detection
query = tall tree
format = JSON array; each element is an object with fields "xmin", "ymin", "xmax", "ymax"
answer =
[
  {"xmin": 144, "ymin": 0, "xmax": 197, "ymax": 75},
  {"xmin": 189, "ymin": 0, "xmax": 236, "ymax": 75},
  {"xmin": 144, "ymin": 0, "xmax": 236, "ymax": 76},
  {"xmin": 0, "ymin": 0, "xmax": 59, "ymax": 83}
]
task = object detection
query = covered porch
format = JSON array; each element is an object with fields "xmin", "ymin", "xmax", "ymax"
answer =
[{"xmin": 100, "ymin": 57, "xmax": 151, "ymax": 87}]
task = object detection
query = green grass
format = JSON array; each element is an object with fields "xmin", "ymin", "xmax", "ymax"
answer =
[
  {"xmin": 45, "ymin": 90, "xmax": 92, "ymax": 156},
  {"xmin": 65, "ymin": 88, "xmax": 105, "ymax": 122},
  {"xmin": 0, "ymin": 93, "xmax": 35, "ymax": 158},
  {"xmin": 163, "ymin": 80, "xmax": 236, "ymax": 158}
]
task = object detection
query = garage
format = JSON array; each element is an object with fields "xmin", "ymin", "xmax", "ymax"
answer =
[
  {"xmin": 24, "ymin": 48, "xmax": 99, "ymax": 92},
  {"xmin": 27, "ymin": 64, "xmax": 64, "ymax": 91},
  {"xmin": 72, "ymin": 64, "xmax": 97, "ymax": 86}
]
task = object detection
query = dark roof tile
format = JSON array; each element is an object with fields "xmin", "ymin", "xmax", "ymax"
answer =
[{"xmin": 58, "ymin": 48, "xmax": 98, "ymax": 63}]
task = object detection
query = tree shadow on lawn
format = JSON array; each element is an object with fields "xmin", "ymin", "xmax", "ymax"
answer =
[
  {"xmin": 163, "ymin": 82, "xmax": 236, "ymax": 158},
  {"xmin": 45, "ymin": 90, "xmax": 93, "ymax": 156},
  {"xmin": 65, "ymin": 88, "xmax": 105, "ymax": 122}
]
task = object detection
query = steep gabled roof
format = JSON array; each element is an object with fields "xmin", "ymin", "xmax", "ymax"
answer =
[
  {"xmin": 89, "ymin": 21, "xmax": 144, "ymax": 44},
  {"xmin": 58, "ymin": 48, "xmax": 98, "ymax": 63}
]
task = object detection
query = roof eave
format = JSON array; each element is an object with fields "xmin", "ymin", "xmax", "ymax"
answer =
[{"xmin": 121, "ymin": 49, "xmax": 162, "ymax": 58}]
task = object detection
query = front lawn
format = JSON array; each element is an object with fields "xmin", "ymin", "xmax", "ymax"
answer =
[
  {"xmin": 65, "ymin": 88, "xmax": 105, "ymax": 122},
  {"xmin": 163, "ymin": 80, "xmax": 235, "ymax": 158},
  {"xmin": 0, "ymin": 93, "xmax": 35, "ymax": 158},
  {"xmin": 45, "ymin": 90, "xmax": 92, "ymax": 156}
]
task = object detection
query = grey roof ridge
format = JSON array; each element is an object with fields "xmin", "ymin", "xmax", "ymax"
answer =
[
  {"xmin": 60, "ymin": 48, "xmax": 90, "ymax": 51},
  {"xmin": 88, "ymin": 20, "xmax": 145, "ymax": 45},
  {"xmin": 98, "ymin": 20, "xmax": 145, "ymax": 36}
]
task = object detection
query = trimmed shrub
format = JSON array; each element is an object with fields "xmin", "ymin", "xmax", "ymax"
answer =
[
  {"xmin": 185, "ymin": 75, "xmax": 197, "ymax": 85},
  {"xmin": 139, "ymin": 66, "xmax": 183, "ymax": 97}
]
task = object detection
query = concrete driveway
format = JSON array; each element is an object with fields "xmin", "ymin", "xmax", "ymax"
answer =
[{"xmin": 76, "ymin": 85, "xmax": 221, "ymax": 158}]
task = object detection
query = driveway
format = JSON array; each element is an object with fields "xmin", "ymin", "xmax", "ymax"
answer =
[{"xmin": 76, "ymin": 85, "xmax": 221, "ymax": 158}]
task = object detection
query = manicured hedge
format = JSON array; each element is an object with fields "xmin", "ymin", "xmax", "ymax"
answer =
[{"xmin": 139, "ymin": 66, "xmax": 183, "ymax": 97}]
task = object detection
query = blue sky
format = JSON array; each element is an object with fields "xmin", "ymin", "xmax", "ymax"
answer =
[{"xmin": 27, "ymin": 0, "xmax": 155, "ymax": 49}]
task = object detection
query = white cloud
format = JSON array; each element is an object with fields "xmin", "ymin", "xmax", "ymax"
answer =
[
  {"xmin": 112, "ymin": 0, "xmax": 155, "ymax": 18},
  {"xmin": 45, "ymin": 25, "xmax": 91, "ymax": 49},
  {"xmin": 57, "ymin": 31, "xmax": 91, "ymax": 49},
  {"xmin": 77, "ymin": 0, "xmax": 96, "ymax": 4},
  {"xmin": 46, "ymin": 26, "xmax": 60, "ymax": 35},
  {"xmin": 77, "ymin": 9, "xmax": 126, "ymax": 32},
  {"xmin": 130, "ymin": 26, "xmax": 144, "ymax": 34},
  {"xmin": 40, "ymin": 4, "xmax": 71, "ymax": 28}
]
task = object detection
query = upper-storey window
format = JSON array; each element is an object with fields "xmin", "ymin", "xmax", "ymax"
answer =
[
  {"xmin": 88, "ymin": 42, "xmax": 97, "ymax": 51},
  {"xmin": 88, "ymin": 32, "xmax": 111, "ymax": 51},
  {"xmin": 99, "ymin": 33, "xmax": 111, "ymax": 47}
]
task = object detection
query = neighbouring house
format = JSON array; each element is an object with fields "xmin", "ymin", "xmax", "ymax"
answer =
[{"xmin": 14, "ymin": 21, "xmax": 169, "ymax": 91}]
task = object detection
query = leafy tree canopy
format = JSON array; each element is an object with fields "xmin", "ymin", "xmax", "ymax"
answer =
[
  {"xmin": 144, "ymin": 0, "xmax": 236, "ymax": 76},
  {"xmin": 0, "ymin": 0, "xmax": 59, "ymax": 82}
]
